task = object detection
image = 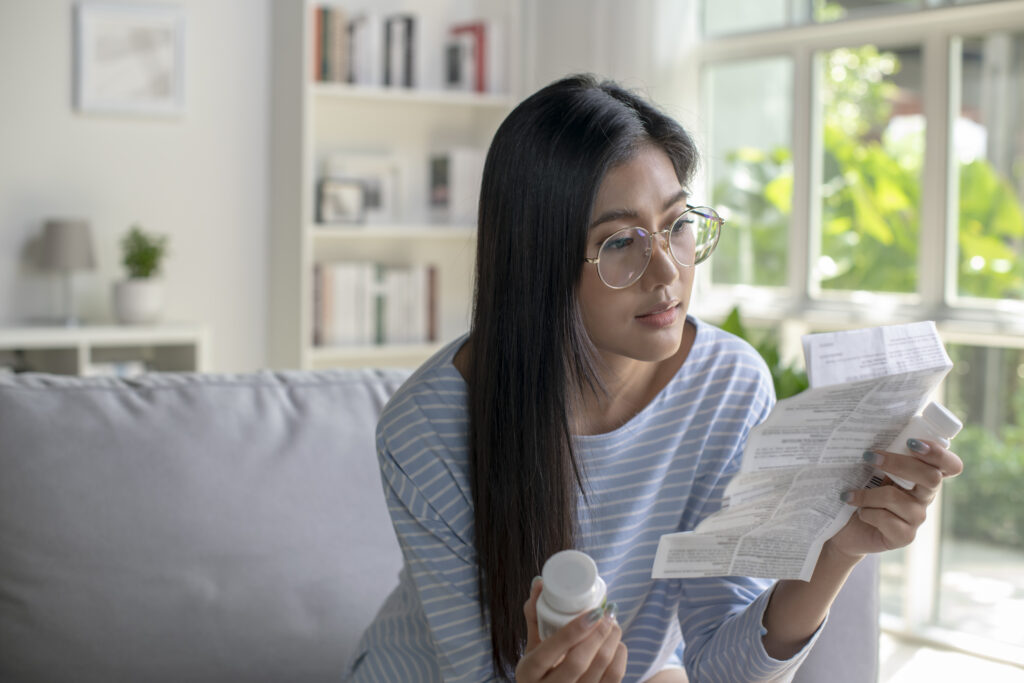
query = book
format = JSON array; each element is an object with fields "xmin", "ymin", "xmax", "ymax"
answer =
[
  {"xmin": 327, "ymin": 6, "xmax": 348, "ymax": 83},
  {"xmin": 429, "ymin": 146, "xmax": 485, "ymax": 224},
  {"xmin": 313, "ymin": 6, "xmax": 324, "ymax": 81},
  {"xmin": 448, "ymin": 20, "xmax": 504, "ymax": 93},
  {"xmin": 348, "ymin": 12, "xmax": 382, "ymax": 86},
  {"xmin": 444, "ymin": 31, "xmax": 477, "ymax": 92},
  {"xmin": 384, "ymin": 14, "xmax": 416, "ymax": 88},
  {"xmin": 449, "ymin": 22, "xmax": 485, "ymax": 92},
  {"xmin": 313, "ymin": 261, "xmax": 438, "ymax": 347}
]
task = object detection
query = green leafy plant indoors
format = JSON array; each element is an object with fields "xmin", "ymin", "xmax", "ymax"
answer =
[
  {"xmin": 120, "ymin": 224, "xmax": 169, "ymax": 279},
  {"xmin": 719, "ymin": 306, "xmax": 809, "ymax": 400}
]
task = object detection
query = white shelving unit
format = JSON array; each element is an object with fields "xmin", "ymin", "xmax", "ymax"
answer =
[
  {"xmin": 268, "ymin": 0, "xmax": 525, "ymax": 370},
  {"xmin": 0, "ymin": 324, "xmax": 210, "ymax": 376}
]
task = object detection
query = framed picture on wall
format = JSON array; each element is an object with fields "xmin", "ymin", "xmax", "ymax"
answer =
[
  {"xmin": 317, "ymin": 178, "xmax": 366, "ymax": 224},
  {"xmin": 73, "ymin": 3, "xmax": 186, "ymax": 116},
  {"xmin": 322, "ymin": 152, "xmax": 404, "ymax": 224}
]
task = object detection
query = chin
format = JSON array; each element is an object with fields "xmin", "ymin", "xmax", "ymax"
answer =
[{"xmin": 624, "ymin": 321, "xmax": 686, "ymax": 362}]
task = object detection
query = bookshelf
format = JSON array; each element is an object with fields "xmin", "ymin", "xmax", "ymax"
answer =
[
  {"xmin": 0, "ymin": 324, "xmax": 209, "ymax": 376},
  {"xmin": 268, "ymin": 0, "xmax": 525, "ymax": 370}
]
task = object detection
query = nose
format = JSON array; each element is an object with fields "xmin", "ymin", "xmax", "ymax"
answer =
[{"xmin": 642, "ymin": 229, "xmax": 680, "ymax": 286}]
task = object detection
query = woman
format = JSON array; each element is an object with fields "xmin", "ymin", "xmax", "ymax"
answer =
[{"xmin": 347, "ymin": 74, "xmax": 962, "ymax": 682}]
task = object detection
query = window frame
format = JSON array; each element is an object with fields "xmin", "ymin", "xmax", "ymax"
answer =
[{"xmin": 688, "ymin": 0, "xmax": 1024, "ymax": 667}]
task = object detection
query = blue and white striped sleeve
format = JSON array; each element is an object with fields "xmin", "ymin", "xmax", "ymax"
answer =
[{"xmin": 374, "ymin": 438, "xmax": 496, "ymax": 682}]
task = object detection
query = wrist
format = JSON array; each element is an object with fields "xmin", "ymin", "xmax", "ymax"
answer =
[{"xmin": 820, "ymin": 538, "xmax": 865, "ymax": 572}]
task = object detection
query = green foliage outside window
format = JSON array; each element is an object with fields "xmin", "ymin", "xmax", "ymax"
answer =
[{"xmin": 712, "ymin": 46, "xmax": 1024, "ymax": 297}]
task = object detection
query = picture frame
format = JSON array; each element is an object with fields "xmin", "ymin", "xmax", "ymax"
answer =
[
  {"xmin": 74, "ymin": 3, "xmax": 186, "ymax": 117},
  {"xmin": 322, "ymin": 152, "xmax": 404, "ymax": 224},
  {"xmin": 317, "ymin": 178, "xmax": 366, "ymax": 224}
]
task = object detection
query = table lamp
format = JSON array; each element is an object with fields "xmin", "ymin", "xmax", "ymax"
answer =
[{"xmin": 40, "ymin": 219, "xmax": 96, "ymax": 326}]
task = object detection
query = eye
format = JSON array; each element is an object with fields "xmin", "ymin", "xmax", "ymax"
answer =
[{"xmin": 604, "ymin": 234, "xmax": 634, "ymax": 251}]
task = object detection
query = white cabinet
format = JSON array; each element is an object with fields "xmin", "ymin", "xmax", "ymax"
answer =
[
  {"xmin": 268, "ymin": 0, "xmax": 525, "ymax": 370},
  {"xmin": 0, "ymin": 325, "xmax": 209, "ymax": 376}
]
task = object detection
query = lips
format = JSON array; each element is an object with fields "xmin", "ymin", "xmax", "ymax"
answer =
[
  {"xmin": 635, "ymin": 300, "xmax": 681, "ymax": 328},
  {"xmin": 638, "ymin": 300, "xmax": 680, "ymax": 318}
]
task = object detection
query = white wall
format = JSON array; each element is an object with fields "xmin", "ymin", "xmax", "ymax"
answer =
[
  {"xmin": 528, "ymin": 0, "xmax": 698, "ymax": 125},
  {"xmin": 0, "ymin": 0, "xmax": 269, "ymax": 372}
]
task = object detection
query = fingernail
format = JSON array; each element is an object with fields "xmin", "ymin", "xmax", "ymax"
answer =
[
  {"xmin": 840, "ymin": 491, "xmax": 854, "ymax": 504},
  {"xmin": 907, "ymin": 438, "xmax": 929, "ymax": 454},
  {"xmin": 531, "ymin": 575, "xmax": 542, "ymax": 590},
  {"xmin": 603, "ymin": 602, "xmax": 618, "ymax": 622},
  {"xmin": 863, "ymin": 450, "xmax": 884, "ymax": 465},
  {"xmin": 587, "ymin": 607, "xmax": 604, "ymax": 624}
]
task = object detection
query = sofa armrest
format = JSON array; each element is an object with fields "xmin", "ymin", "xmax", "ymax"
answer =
[{"xmin": 794, "ymin": 554, "xmax": 880, "ymax": 683}]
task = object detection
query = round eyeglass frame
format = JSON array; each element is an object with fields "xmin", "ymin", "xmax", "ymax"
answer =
[{"xmin": 583, "ymin": 204, "xmax": 725, "ymax": 289}]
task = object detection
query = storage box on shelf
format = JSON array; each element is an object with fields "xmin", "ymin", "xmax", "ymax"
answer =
[
  {"xmin": 0, "ymin": 324, "xmax": 209, "ymax": 377},
  {"xmin": 269, "ymin": 0, "xmax": 524, "ymax": 371}
]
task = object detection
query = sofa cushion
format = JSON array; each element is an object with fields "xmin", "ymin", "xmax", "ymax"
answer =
[{"xmin": 0, "ymin": 368, "xmax": 410, "ymax": 682}]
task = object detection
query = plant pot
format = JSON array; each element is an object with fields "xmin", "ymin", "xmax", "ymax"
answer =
[{"xmin": 113, "ymin": 278, "xmax": 164, "ymax": 325}]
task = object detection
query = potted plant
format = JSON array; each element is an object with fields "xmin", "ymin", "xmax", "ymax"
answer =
[{"xmin": 112, "ymin": 224, "xmax": 169, "ymax": 325}]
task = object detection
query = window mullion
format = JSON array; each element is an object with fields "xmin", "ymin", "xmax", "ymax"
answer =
[
  {"xmin": 918, "ymin": 32, "xmax": 954, "ymax": 316},
  {"xmin": 790, "ymin": 44, "xmax": 817, "ymax": 305}
]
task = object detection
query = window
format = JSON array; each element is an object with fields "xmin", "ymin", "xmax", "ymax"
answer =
[
  {"xmin": 706, "ymin": 57, "xmax": 794, "ymax": 287},
  {"xmin": 817, "ymin": 44, "xmax": 924, "ymax": 294},
  {"xmin": 691, "ymin": 0, "xmax": 1024, "ymax": 667},
  {"xmin": 953, "ymin": 32, "xmax": 1024, "ymax": 301}
]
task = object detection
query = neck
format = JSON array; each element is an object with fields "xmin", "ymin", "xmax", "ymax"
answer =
[{"xmin": 574, "ymin": 319, "xmax": 696, "ymax": 435}]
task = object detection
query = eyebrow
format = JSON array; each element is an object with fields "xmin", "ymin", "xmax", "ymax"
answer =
[{"xmin": 589, "ymin": 189, "xmax": 689, "ymax": 229}]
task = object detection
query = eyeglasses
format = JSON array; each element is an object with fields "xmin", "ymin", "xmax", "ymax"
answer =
[{"xmin": 583, "ymin": 204, "xmax": 724, "ymax": 289}]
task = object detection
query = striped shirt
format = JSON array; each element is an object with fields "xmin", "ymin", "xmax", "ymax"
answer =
[{"xmin": 347, "ymin": 316, "xmax": 823, "ymax": 682}]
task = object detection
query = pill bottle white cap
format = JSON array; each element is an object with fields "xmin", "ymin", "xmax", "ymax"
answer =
[
  {"xmin": 541, "ymin": 550, "xmax": 601, "ymax": 614},
  {"xmin": 922, "ymin": 402, "xmax": 963, "ymax": 438}
]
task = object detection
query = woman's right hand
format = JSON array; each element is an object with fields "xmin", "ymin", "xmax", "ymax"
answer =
[{"xmin": 515, "ymin": 578, "xmax": 627, "ymax": 683}]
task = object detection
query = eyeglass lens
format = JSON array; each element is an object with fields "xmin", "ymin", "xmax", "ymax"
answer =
[{"xmin": 597, "ymin": 209, "xmax": 720, "ymax": 288}]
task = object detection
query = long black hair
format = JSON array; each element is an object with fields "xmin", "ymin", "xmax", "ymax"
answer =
[{"xmin": 465, "ymin": 74, "xmax": 699, "ymax": 678}]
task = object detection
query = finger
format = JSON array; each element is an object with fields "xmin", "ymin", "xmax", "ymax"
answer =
[
  {"xmin": 523, "ymin": 576, "xmax": 543, "ymax": 654},
  {"xmin": 841, "ymin": 484, "xmax": 927, "ymax": 528},
  {"xmin": 908, "ymin": 439, "xmax": 964, "ymax": 478},
  {"xmin": 597, "ymin": 643, "xmax": 628, "ymax": 683},
  {"xmin": 544, "ymin": 605, "xmax": 618, "ymax": 683},
  {"xmin": 856, "ymin": 505, "xmax": 919, "ymax": 549},
  {"xmin": 579, "ymin": 606, "xmax": 622, "ymax": 683},
  {"xmin": 520, "ymin": 606, "xmax": 610, "ymax": 679},
  {"xmin": 863, "ymin": 449, "xmax": 943, "ymax": 493}
]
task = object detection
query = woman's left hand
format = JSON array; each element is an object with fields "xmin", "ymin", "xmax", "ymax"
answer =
[{"xmin": 828, "ymin": 439, "xmax": 964, "ymax": 559}]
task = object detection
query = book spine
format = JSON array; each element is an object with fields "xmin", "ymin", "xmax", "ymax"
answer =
[
  {"xmin": 383, "ymin": 16, "xmax": 394, "ymax": 86},
  {"xmin": 313, "ymin": 6, "xmax": 324, "ymax": 82},
  {"xmin": 312, "ymin": 263, "xmax": 322, "ymax": 346},
  {"xmin": 451, "ymin": 23, "xmax": 486, "ymax": 92},
  {"xmin": 374, "ymin": 263, "xmax": 385, "ymax": 345},
  {"xmin": 427, "ymin": 264, "xmax": 438, "ymax": 342},
  {"xmin": 328, "ymin": 8, "xmax": 348, "ymax": 84},
  {"xmin": 321, "ymin": 7, "xmax": 331, "ymax": 82},
  {"xmin": 403, "ymin": 16, "xmax": 415, "ymax": 88}
]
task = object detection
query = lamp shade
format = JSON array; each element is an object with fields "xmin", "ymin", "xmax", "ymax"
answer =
[{"xmin": 40, "ymin": 219, "xmax": 96, "ymax": 271}]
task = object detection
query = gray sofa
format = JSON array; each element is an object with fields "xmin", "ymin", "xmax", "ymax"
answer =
[{"xmin": 0, "ymin": 368, "xmax": 879, "ymax": 682}]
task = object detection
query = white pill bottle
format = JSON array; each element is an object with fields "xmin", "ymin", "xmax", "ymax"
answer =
[
  {"xmin": 536, "ymin": 549, "xmax": 607, "ymax": 640},
  {"xmin": 884, "ymin": 401, "xmax": 963, "ymax": 489}
]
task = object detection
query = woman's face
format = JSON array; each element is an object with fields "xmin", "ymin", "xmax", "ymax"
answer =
[{"xmin": 578, "ymin": 144, "xmax": 695, "ymax": 365}]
